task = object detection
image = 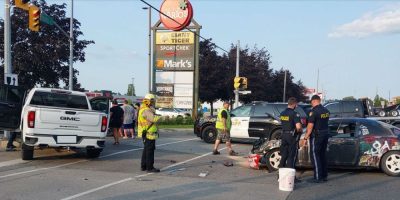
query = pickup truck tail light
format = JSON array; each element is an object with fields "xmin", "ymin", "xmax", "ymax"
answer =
[
  {"xmin": 101, "ymin": 116, "xmax": 108, "ymax": 132},
  {"xmin": 28, "ymin": 111, "xmax": 36, "ymax": 128}
]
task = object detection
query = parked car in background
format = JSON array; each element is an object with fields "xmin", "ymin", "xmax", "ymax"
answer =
[
  {"xmin": 0, "ymin": 85, "xmax": 109, "ymax": 160},
  {"xmin": 262, "ymin": 118, "xmax": 400, "ymax": 176},
  {"xmin": 194, "ymin": 102, "xmax": 308, "ymax": 143},
  {"xmin": 324, "ymin": 100, "xmax": 400, "ymax": 128},
  {"xmin": 156, "ymin": 108, "xmax": 190, "ymax": 118}
]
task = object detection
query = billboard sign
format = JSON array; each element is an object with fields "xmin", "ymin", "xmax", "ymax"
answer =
[
  {"xmin": 156, "ymin": 32, "xmax": 194, "ymax": 45},
  {"xmin": 160, "ymin": 0, "xmax": 193, "ymax": 31},
  {"xmin": 156, "ymin": 83, "xmax": 174, "ymax": 97},
  {"xmin": 174, "ymin": 96, "xmax": 193, "ymax": 109},
  {"xmin": 156, "ymin": 96, "xmax": 174, "ymax": 108},
  {"xmin": 174, "ymin": 84, "xmax": 193, "ymax": 96}
]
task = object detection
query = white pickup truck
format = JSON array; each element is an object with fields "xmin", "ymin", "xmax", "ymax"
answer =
[{"xmin": 0, "ymin": 85, "xmax": 110, "ymax": 160}]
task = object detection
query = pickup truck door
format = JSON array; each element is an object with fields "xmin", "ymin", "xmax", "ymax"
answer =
[{"xmin": 0, "ymin": 85, "xmax": 26, "ymax": 130}]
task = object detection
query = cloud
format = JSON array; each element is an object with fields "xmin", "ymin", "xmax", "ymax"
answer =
[{"xmin": 329, "ymin": 4, "xmax": 400, "ymax": 38}]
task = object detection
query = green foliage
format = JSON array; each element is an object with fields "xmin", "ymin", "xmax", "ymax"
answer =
[
  {"xmin": 373, "ymin": 95, "xmax": 388, "ymax": 107},
  {"xmin": 199, "ymin": 40, "xmax": 307, "ymax": 104},
  {"xmin": 127, "ymin": 84, "xmax": 136, "ymax": 96},
  {"xmin": 343, "ymin": 96, "xmax": 356, "ymax": 101},
  {"xmin": 158, "ymin": 116, "xmax": 194, "ymax": 126},
  {"xmin": 396, "ymin": 98, "xmax": 400, "ymax": 105},
  {"xmin": 0, "ymin": 0, "xmax": 93, "ymax": 90}
]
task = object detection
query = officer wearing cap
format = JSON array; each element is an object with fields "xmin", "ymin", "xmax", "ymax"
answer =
[
  {"xmin": 303, "ymin": 95, "xmax": 330, "ymax": 183},
  {"xmin": 279, "ymin": 97, "xmax": 303, "ymax": 170}
]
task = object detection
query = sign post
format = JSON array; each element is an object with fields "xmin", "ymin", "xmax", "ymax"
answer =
[{"xmin": 4, "ymin": 73, "xmax": 18, "ymax": 86}]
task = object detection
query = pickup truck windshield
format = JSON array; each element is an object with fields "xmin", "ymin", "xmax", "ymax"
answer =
[{"xmin": 30, "ymin": 91, "xmax": 89, "ymax": 110}]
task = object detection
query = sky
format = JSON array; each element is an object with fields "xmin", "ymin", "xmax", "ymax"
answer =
[{"xmin": 2, "ymin": 0, "xmax": 400, "ymax": 100}]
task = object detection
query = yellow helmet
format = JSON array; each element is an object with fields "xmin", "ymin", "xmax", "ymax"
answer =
[{"xmin": 143, "ymin": 93, "xmax": 155, "ymax": 107}]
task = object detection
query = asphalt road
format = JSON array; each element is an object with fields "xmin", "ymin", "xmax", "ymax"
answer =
[{"xmin": 0, "ymin": 129, "xmax": 399, "ymax": 200}]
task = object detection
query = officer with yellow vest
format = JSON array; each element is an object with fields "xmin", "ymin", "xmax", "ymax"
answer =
[
  {"xmin": 213, "ymin": 101, "xmax": 238, "ymax": 156},
  {"xmin": 138, "ymin": 94, "xmax": 160, "ymax": 173}
]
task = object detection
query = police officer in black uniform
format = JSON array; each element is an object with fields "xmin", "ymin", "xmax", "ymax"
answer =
[
  {"xmin": 304, "ymin": 95, "xmax": 330, "ymax": 183},
  {"xmin": 279, "ymin": 97, "xmax": 303, "ymax": 170}
]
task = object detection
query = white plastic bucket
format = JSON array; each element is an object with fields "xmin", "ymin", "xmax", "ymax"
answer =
[{"xmin": 278, "ymin": 168, "xmax": 296, "ymax": 191}]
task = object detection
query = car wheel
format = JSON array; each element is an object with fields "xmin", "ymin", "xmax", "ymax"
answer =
[
  {"xmin": 265, "ymin": 148, "xmax": 281, "ymax": 171},
  {"xmin": 391, "ymin": 110, "xmax": 399, "ymax": 117},
  {"xmin": 381, "ymin": 151, "xmax": 400, "ymax": 176},
  {"xmin": 87, "ymin": 148, "xmax": 102, "ymax": 158},
  {"xmin": 202, "ymin": 126, "xmax": 217, "ymax": 144},
  {"xmin": 21, "ymin": 143, "xmax": 34, "ymax": 160},
  {"xmin": 270, "ymin": 129, "xmax": 282, "ymax": 140},
  {"xmin": 379, "ymin": 111, "xmax": 386, "ymax": 117}
]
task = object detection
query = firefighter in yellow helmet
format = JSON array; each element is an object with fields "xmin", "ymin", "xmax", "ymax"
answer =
[{"xmin": 138, "ymin": 94, "xmax": 160, "ymax": 173}]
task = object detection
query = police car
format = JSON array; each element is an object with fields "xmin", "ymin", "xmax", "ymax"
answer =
[{"xmin": 194, "ymin": 102, "xmax": 307, "ymax": 143}]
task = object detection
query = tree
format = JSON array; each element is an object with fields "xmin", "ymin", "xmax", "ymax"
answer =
[
  {"xmin": 373, "ymin": 95, "xmax": 388, "ymax": 107},
  {"xmin": 127, "ymin": 84, "xmax": 136, "ymax": 96},
  {"xmin": 267, "ymin": 69, "xmax": 307, "ymax": 103},
  {"xmin": 0, "ymin": 0, "xmax": 94, "ymax": 90},
  {"xmin": 343, "ymin": 96, "xmax": 356, "ymax": 101}
]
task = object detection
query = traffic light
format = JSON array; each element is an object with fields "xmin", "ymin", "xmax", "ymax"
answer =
[
  {"xmin": 15, "ymin": 0, "xmax": 30, "ymax": 11},
  {"xmin": 234, "ymin": 77, "xmax": 248, "ymax": 90},
  {"xmin": 29, "ymin": 5, "xmax": 40, "ymax": 32}
]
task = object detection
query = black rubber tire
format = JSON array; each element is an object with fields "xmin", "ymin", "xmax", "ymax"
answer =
[
  {"xmin": 265, "ymin": 148, "xmax": 281, "ymax": 171},
  {"xmin": 21, "ymin": 143, "xmax": 34, "ymax": 160},
  {"xmin": 86, "ymin": 148, "xmax": 102, "ymax": 158},
  {"xmin": 202, "ymin": 126, "xmax": 217, "ymax": 144},
  {"xmin": 270, "ymin": 129, "xmax": 282, "ymax": 140},
  {"xmin": 381, "ymin": 151, "xmax": 400, "ymax": 176},
  {"xmin": 379, "ymin": 111, "xmax": 386, "ymax": 117},
  {"xmin": 391, "ymin": 110, "xmax": 399, "ymax": 117}
]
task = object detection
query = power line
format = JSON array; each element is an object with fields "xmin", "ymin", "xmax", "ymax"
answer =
[{"xmin": 140, "ymin": 0, "xmax": 230, "ymax": 54}]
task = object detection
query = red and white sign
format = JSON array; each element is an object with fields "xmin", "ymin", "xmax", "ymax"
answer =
[{"xmin": 160, "ymin": 0, "xmax": 193, "ymax": 31}]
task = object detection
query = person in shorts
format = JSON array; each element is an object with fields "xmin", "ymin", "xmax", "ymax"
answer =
[
  {"xmin": 213, "ymin": 101, "xmax": 238, "ymax": 156},
  {"xmin": 109, "ymin": 100, "xmax": 124, "ymax": 145},
  {"xmin": 121, "ymin": 100, "xmax": 135, "ymax": 139}
]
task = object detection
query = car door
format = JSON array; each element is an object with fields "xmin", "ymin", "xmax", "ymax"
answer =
[
  {"xmin": 249, "ymin": 104, "xmax": 280, "ymax": 138},
  {"xmin": 0, "ymin": 85, "xmax": 26, "ymax": 130},
  {"xmin": 327, "ymin": 120, "xmax": 359, "ymax": 166},
  {"xmin": 230, "ymin": 105, "xmax": 252, "ymax": 138}
]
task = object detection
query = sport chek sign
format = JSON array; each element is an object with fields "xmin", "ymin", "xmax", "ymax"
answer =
[
  {"xmin": 155, "ymin": 32, "xmax": 195, "ymax": 71},
  {"xmin": 160, "ymin": 0, "xmax": 193, "ymax": 31}
]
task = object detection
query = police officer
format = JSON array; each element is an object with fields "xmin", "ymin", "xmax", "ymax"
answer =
[
  {"xmin": 138, "ymin": 94, "xmax": 160, "ymax": 173},
  {"xmin": 279, "ymin": 97, "xmax": 303, "ymax": 170},
  {"xmin": 303, "ymin": 95, "xmax": 330, "ymax": 183}
]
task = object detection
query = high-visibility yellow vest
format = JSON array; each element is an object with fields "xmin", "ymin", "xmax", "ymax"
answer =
[
  {"xmin": 215, "ymin": 109, "xmax": 231, "ymax": 130},
  {"xmin": 138, "ymin": 105, "xmax": 159, "ymax": 140}
]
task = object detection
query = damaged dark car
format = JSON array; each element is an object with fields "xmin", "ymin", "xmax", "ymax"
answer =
[{"xmin": 259, "ymin": 118, "xmax": 400, "ymax": 176}]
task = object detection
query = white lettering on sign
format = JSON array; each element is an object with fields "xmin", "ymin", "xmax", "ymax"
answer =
[
  {"xmin": 164, "ymin": 60, "xmax": 192, "ymax": 68},
  {"xmin": 160, "ymin": 45, "xmax": 190, "ymax": 51}
]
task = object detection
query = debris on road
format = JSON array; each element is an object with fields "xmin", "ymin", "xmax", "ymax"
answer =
[
  {"xmin": 170, "ymin": 160, "xmax": 177, "ymax": 163},
  {"xmin": 223, "ymin": 161, "xmax": 234, "ymax": 167},
  {"xmin": 198, "ymin": 171, "xmax": 209, "ymax": 177}
]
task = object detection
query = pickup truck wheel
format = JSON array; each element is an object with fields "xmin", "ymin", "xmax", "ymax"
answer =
[
  {"xmin": 265, "ymin": 148, "xmax": 281, "ymax": 171},
  {"xmin": 87, "ymin": 148, "xmax": 102, "ymax": 158},
  {"xmin": 202, "ymin": 126, "xmax": 217, "ymax": 144},
  {"xmin": 21, "ymin": 143, "xmax": 34, "ymax": 160},
  {"xmin": 379, "ymin": 111, "xmax": 386, "ymax": 117},
  {"xmin": 381, "ymin": 151, "xmax": 400, "ymax": 177},
  {"xmin": 270, "ymin": 129, "xmax": 282, "ymax": 140},
  {"xmin": 391, "ymin": 110, "xmax": 399, "ymax": 117}
]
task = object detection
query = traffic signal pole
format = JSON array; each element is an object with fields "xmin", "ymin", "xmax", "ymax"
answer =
[
  {"xmin": 3, "ymin": 0, "xmax": 12, "ymax": 139},
  {"xmin": 234, "ymin": 40, "xmax": 240, "ymax": 108}
]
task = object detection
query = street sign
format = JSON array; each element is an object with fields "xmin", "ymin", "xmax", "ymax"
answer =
[
  {"xmin": 4, "ymin": 73, "xmax": 18, "ymax": 86},
  {"xmin": 40, "ymin": 12, "xmax": 55, "ymax": 25}
]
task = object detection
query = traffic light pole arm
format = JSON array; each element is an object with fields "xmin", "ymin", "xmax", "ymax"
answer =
[{"xmin": 41, "ymin": 11, "xmax": 73, "ymax": 41}]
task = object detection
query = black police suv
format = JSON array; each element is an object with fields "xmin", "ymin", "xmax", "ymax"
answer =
[{"xmin": 194, "ymin": 102, "xmax": 307, "ymax": 143}]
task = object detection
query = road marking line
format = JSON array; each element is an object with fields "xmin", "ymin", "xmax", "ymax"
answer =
[
  {"xmin": 61, "ymin": 178, "xmax": 133, "ymax": 200},
  {"xmin": 60, "ymin": 145, "xmax": 234, "ymax": 200},
  {"xmin": 0, "ymin": 138, "xmax": 198, "ymax": 179}
]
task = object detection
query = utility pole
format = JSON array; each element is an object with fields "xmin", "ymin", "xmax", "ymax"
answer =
[
  {"xmin": 234, "ymin": 40, "xmax": 240, "ymax": 108},
  {"xmin": 142, "ymin": 7, "xmax": 152, "ymax": 93},
  {"xmin": 4, "ymin": 0, "xmax": 11, "ymax": 139},
  {"xmin": 283, "ymin": 70, "xmax": 287, "ymax": 102},
  {"xmin": 316, "ymin": 68, "xmax": 319, "ymax": 93},
  {"xmin": 68, "ymin": 0, "xmax": 74, "ymax": 91}
]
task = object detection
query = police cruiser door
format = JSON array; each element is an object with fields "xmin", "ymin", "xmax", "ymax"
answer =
[{"xmin": 230, "ymin": 105, "xmax": 252, "ymax": 138}]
